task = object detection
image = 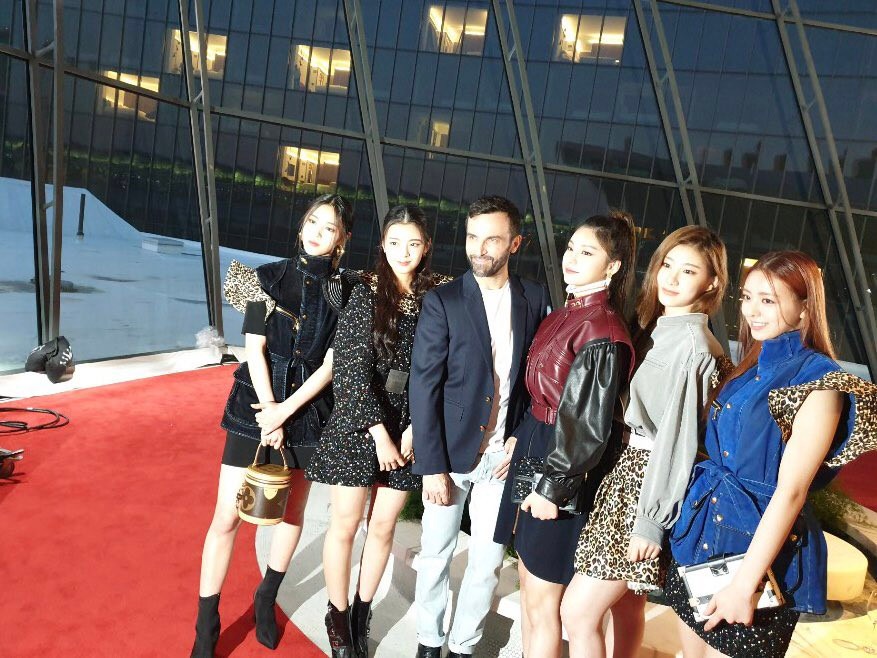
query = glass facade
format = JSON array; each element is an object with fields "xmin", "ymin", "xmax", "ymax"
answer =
[{"xmin": 1, "ymin": 0, "xmax": 875, "ymax": 376}]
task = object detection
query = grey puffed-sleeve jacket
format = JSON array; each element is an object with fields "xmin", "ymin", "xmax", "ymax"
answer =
[{"xmin": 624, "ymin": 313, "xmax": 725, "ymax": 546}]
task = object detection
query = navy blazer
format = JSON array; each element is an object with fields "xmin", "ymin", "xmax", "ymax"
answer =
[{"xmin": 410, "ymin": 270, "xmax": 550, "ymax": 475}]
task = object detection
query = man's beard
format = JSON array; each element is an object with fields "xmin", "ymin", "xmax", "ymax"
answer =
[{"xmin": 468, "ymin": 251, "xmax": 510, "ymax": 278}]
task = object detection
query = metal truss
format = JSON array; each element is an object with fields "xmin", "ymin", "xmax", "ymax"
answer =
[
  {"xmin": 342, "ymin": 0, "xmax": 390, "ymax": 223},
  {"xmin": 177, "ymin": 0, "xmax": 224, "ymax": 337},
  {"xmin": 632, "ymin": 0, "xmax": 730, "ymax": 350},
  {"xmin": 8, "ymin": 0, "xmax": 877, "ymax": 371},
  {"xmin": 771, "ymin": 0, "xmax": 877, "ymax": 376},
  {"xmin": 491, "ymin": 0, "xmax": 563, "ymax": 308},
  {"xmin": 22, "ymin": 0, "xmax": 64, "ymax": 343}
]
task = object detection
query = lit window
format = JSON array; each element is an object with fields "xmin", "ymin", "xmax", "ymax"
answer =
[
  {"xmin": 167, "ymin": 29, "xmax": 227, "ymax": 78},
  {"xmin": 424, "ymin": 5, "xmax": 488, "ymax": 56},
  {"xmin": 555, "ymin": 15, "xmax": 626, "ymax": 64},
  {"xmin": 279, "ymin": 147, "xmax": 340, "ymax": 188},
  {"xmin": 99, "ymin": 71, "xmax": 160, "ymax": 121},
  {"xmin": 430, "ymin": 120, "xmax": 450, "ymax": 148},
  {"xmin": 292, "ymin": 45, "xmax": 352, "ymax": 94}
]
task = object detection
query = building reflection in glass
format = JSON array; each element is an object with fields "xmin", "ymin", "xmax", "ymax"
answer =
[
  {"xmin": 166, "ymin": 30, "xmax": 227, "ymax": 78},
  {"xmin": 424, "ymin": 5, "xmax": 488, "ymax": 56},
  {"xmin": 279, "ymin": 146, "xmax": 340, "ymax": 189},
  {"xmin": 555, "ymin": 14, "xmax": 626, "ymax": 64},
  {"xmin": 292, "ymin": 45, "xmax": 352, "ymax": 94},
  {"xmin": 99, "ymin": 71, "xmax": 159, "ymax": 121}
]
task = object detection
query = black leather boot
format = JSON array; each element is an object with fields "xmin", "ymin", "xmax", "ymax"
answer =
[
  {"xmin": 325, "ymin": 601, "xmax": 356, "ymax": 658},
  {"xmin": 350, "ymin": 593, "xmax": 372, "ymax": 657},
  {"xmin": 254, "ymin": 567, "xmax": 285, "ymax": 649},
  {"xmin": 190, "ymin": 594, "xmax": 220, "ymax": 658}
]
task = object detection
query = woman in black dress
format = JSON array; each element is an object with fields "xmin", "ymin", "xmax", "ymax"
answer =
[
  {"xmin": 307, "ymin": 205, "xmax": 450, "ymax": 658},
  {"xmin": 191, "ymin": 194, "xmax": 354, "ymax": 657}
]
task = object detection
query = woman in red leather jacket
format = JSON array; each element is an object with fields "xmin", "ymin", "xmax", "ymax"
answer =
[{"xmin": 493, "ymin": 210, "xmax": 636, "ymax": 658}]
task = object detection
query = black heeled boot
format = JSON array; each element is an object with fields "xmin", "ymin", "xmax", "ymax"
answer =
[
  {"xmin": 325, "ymin": 601, "xmax": 356, "ymax": 658},
  {"xmin": 351, "ymin": 593, "xmax": 372, "ymax": 657},
  {"xmin": 190, "ymin": 593, "xmax": 220, "ymax": 658},
  {"xmin": 254, "ymin": 567, "xmax": 285, "ymax": 649}
]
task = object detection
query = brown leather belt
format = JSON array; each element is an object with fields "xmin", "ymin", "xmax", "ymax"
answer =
[{"xmin": 531, "ymin": 401, "xmax": 557, "ymax": 425}]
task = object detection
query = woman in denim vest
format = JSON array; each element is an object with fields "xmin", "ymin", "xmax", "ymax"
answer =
[
  {"xmin": 666, "ymin": 251, "xmax": 877, "ymax": 658},
  {"xmin": 191, "ymin": 194, "xmax": 354, "ymax": 657}
]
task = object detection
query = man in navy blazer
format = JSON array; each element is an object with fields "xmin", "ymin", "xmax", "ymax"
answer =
[{"xmin": 410, "ymin": 196, "xmax": 549, "ymax": 658}]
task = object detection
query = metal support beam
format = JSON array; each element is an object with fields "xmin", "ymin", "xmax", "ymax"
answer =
[
  {"xmin": 632, "ymin": 0, "xmax": 699, "ymax": 231},
  {"xmin": 23, "ymin": 0, "xmax": 50, "ymax": 343},
  {"xmin": 178, "ymin": 0, "xmax": 224, "ymax": 337},
  {"xmin": 632, "ymin": 0, "xmax": 730, "ymax": 350},
  {"xmin": 342, "ymin": 0, "xmax": 390, "ymax": 223},
  {"xmin": 491, "ymin": 0, "xmax": 563, "ymax": 308},
  {"xmin": 23, "ymin": 0, "xmax": 65, "ymax": 343},
  {"xmin": 772, "ymin": 0, "xmax": 877, "ymax": 376},
  {"xmin": 49, "ymin": 0, "xmax": 65, "ymax": 340}
]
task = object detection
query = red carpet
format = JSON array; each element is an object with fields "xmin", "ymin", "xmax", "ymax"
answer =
[
  {"xmin": 837, "ymin": 452, "xmax": 877, "ymax": 512},
  {"xmin": 0, "ymin": 366, "xmax": 324, "ymax": 657}
]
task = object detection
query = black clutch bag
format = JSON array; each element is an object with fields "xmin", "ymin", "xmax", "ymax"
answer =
[{"xmin": 511, "ymin": 455, "xmax": 582, "ymax": 514}]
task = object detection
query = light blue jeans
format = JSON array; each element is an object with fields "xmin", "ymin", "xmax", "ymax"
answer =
[{"xmin": 415, "ymin": 451, "xmax": 507, "ymax": 655}]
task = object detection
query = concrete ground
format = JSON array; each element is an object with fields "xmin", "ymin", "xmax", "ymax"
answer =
[{"xmin": 259, "ymin": 480, "xmax": 877, "ymax": 658}]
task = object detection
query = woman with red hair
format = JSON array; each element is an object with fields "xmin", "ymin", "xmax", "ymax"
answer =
[{"xmin": 666, "ymin": 250, "xmax": 877, "ymax": 657}]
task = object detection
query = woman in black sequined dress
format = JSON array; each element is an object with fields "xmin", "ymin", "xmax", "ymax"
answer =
[{"xmin": 307, "ymin": 205, "xmax": 450, "ymax": 658}]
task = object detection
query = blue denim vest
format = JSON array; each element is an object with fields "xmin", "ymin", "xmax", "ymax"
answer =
[
  {"xmin": 221, "ymin": 254, "xmax": 338, "ymax": 448},
  {"xmin": 670, "ymin": 330, "xmax": 854, "ymax": 614}
]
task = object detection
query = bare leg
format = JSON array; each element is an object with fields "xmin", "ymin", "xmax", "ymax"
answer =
[
  {"xmin": 519, "ymin": 560, "xmax": 564, "ymax": 658},
  {"xmin": 517, "ymin": 561, "xmax": 532, "ymax": 657},
  {"xmin": 676, "ymin": 614, "xmax": 729, "ymax": 658},
  {"xmin": 267, "ymin": 471, "xmax": 312, "ymax": 571},
  {"xmin": 561, "ymin": 574, "xmax": 628, "ymax": 658},
  {"xmin": 198, "ymin": 464, "xmax": 246, "ymax": 596},
  {"xmin": 323, "ymin": 485, "xmax": 370, "ymax": 609},
  {"xmin": 607, "ymin": 590, "xmax": 646, "ymax": 658},
  {"xmin": 356, "ymin": 486, "xmax": 409, "ymax": 601}
]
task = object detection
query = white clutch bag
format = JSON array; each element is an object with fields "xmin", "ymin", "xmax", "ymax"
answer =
[{"xmin": 677, "ymin": 554, "xmax": 785, "ymax": 623}]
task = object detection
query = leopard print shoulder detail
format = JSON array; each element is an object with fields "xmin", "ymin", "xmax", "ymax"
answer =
[
  {"xmin": 767, "ymin": 370, "xmax": 877, "ymax": 468},
  {"xmin": 358, "ymin": 271, "xmax": 454, "ymax": 316},
  {"xmin": 223, "ymin": 260, "xmax": 275, "ymax": 318},
  {"xmin": 710, "ymin": 355, "xmax": 735, "ymax": 391}
]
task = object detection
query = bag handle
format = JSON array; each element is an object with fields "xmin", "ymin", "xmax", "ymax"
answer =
[{"xmin": 252, "ymin": 443, "xmax": 289, "ymax": 469}]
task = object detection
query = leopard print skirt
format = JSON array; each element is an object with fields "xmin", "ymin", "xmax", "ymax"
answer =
[{"xmin": 574, "ymin": 445, "xmax": 665, "ymax": 593}]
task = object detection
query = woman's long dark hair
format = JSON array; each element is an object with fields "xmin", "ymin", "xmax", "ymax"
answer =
[
  {"xmin": 575, "ymin": 209, "xmax": 637, "ymax": 315},
  {"xmin": 372, "ymin": 205, "xmax": 433, "ymax": 363}
]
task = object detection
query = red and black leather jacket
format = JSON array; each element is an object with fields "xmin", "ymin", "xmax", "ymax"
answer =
[{"xmin": 525, "ymin": 288, "xmax": 635, "ymax": 507}]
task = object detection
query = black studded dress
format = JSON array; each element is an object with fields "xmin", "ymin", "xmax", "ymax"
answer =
[{"xmin": 306, "ymin": 272, "xmax": 451, "ymax": 490}]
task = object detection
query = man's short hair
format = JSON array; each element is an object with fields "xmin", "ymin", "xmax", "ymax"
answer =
[{"xmin": 467, "ymin": 195, "xmax": 522, "ymax": 237}]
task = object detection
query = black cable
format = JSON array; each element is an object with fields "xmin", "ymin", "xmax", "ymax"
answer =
[{"xmin": 0, "ymin": 407, "xmax": 70, "ymax": 434}]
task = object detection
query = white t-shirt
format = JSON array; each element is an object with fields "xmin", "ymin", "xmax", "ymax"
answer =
[{"xmin": 478, "ymin": 280, "xmax": 513, "ymax": 453}]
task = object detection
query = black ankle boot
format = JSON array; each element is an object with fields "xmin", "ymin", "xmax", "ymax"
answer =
[
  {"xmin": 351, "ymin": 593, "xmax": 372, "ymax": 657},
  {"xmin": 254, "ymin": 567, "xmax": 285, "ymax": 649},
  {"xmin": 325, "ymin": 601, "xmax": 356, "ymax": 658},
  {"xmin": 190, "ymin": 594, "xmax": 220, "ymax": 658}
]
